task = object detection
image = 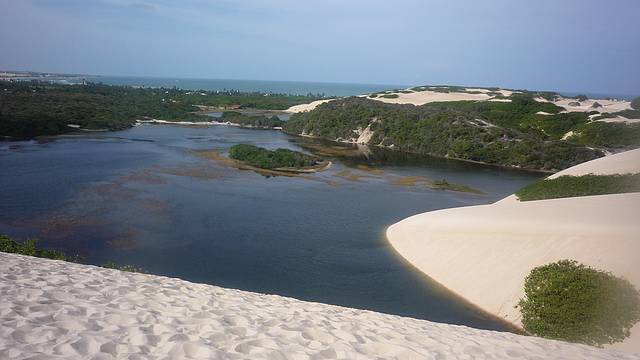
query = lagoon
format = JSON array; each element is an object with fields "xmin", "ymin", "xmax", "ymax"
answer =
[{"xmin": 0, "ymin": 124, "xmax": 540, "ymax": 331}]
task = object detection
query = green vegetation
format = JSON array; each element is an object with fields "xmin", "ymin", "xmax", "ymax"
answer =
[
  {"xmin": 284, "ymin": 96, "xmax": 604, "ymax": 171},
  {"xmin": 515, "ymin": 173, "xmax": 640, "ymax": 201},
  {"xmin": 518, "ymin": 260, "xmax": 640, "ymax": 346},
  {"xmin": 380, "ymin": 93, "xmax": 399, "ymax": 99},
  {"xmin": 217, "ymin": 111, "xmax": 285, "ymax": 128},
  {"xmin": 0, "ymin": 234, "xmax": 70, "ymax": 261},
  {"xmin": 0, "ymin": 81, "xmax": 323, "ymax": 139},
  {"xmin": 632, "ymin": 97, "xmax": 640, "ymax": 110},
  {"xmin": 570, "ymin": 121, "xmax": 640, "ymax": 148},
  {"xmin": 228, "ymin": 144, "xmax": 321, "ymax": 169},
  {"xmin": 0, "ymin": 234, "xmax": 141, "ymax": 272},
  {"xmin": 576, "ymin": 94, "xmax": 588, "ymax": 101}
]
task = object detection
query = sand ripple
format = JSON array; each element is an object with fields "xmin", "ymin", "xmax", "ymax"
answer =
[{"xmin": 0, "ymin": 253, "xmax": 637, "ymax": 359}]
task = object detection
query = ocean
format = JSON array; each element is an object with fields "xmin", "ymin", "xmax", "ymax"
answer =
[{"xmin": 80, "ymin": 76, "xmax": 405, "ymax": 96}]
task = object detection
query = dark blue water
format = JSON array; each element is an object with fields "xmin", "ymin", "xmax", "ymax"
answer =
[
  {"xmin": 78, "ymin": 76, "xmax": 404, "ymax": 96},
  {"xmin": 0, "ymin": 125, "xmax": 541, "ymax": 331}
]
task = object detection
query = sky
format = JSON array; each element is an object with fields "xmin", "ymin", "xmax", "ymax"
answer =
[{"xmin": 1, "ymin": 0, "xmax": 639, "ymax": 95}]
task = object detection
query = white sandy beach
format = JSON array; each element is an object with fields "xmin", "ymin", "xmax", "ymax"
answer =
[
  {"xmin": 387, "ymin": 148, "xmax": 640, "ymax": 353},
  {"xmin": 2, "ymin": 253, "xmax": 638, "ymax": 360}
]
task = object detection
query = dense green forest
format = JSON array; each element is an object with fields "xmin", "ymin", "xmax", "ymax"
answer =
[
  {"xmin": 0, "ymin": 81, "xmax": 322, "ymax": 139},
  {"xmin": 229, "ymin": 144, "xmax": 320, "ymax": 169},
  {"xmin": 284, "ymin": 95, "xmax": 640, "ymax": 171},
  {"xmin": 217, "ymin": 111, "xmax": 285, "ymax": 128}
]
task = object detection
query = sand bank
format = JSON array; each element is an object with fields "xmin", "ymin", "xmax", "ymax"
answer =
[
  {"xmin": 1, "ymin": 252, "xmax": 637, "ymax": 360},
  {"xmin": 387, "ymin": 148, "xmax": 640, "ymax": 353}
]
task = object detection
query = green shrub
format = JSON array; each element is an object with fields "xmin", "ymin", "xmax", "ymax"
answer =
[
  {"xmin": 516, "ymin": 173, "xmax": 640, "ymax": 201},
  {"xmin": 571, "ymin": 121, "xmax": 640, "ymax": 148},
  {"xmin": 1, "ymin": 234, "xmax": 141, "ymax": 272},
  {"xmin": 381, "ymin": 94, "xmax": 400, "ymax": 99},
  {"xmin": 0, "ymin": 235, "xmax": 67, "ymax": 260},
  {"xmin": 631, "ymin": 97, "xmax": 640, "ymax": 110},
  {"xmin": 519, "ymin": 260, "xmax": 640, "ymax": 346}
]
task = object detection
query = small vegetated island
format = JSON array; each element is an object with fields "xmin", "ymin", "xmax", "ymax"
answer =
[{"xmin": 228, "ymin": 144, "xmax": 329, "ymax": 173}]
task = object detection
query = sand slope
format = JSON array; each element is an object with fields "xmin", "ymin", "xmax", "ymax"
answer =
[
  {"xmin": 1, "ymin": 253, "xmax": 637, "ymax": 359},
  {"xmin": 387, "ymin": 148, "xmax": 640, "ymax": 353}
]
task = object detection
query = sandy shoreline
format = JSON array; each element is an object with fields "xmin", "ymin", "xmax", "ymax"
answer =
[
  {"xmin": 387, "ymin": 149, "xmax": 640, "ymax": 353},
  {"xmin": 2, "ymin": 252, "xmax": 638, "ymax": 359}
]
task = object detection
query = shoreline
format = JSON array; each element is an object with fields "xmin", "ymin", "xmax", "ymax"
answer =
[
  {"xmin": 385, "ymin": 149, "xmax": 640, "ymax": 353},
  {"xmin": 383, "ymin": 230, "xmax": 527, "ymax": 335}
]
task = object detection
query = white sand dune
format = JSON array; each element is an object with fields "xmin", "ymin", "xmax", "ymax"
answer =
[
  {"xmin": 285, "ymin": 99, "xmax": 335, "ymax": 113},
  {"xmin": 370, "ymin": 90, "xmax": 493, "ymax": 106},
  {"xmin": 595, "ymin": 115, "xmax": 640, "ymax": 124},
  {"xmin": 2, "ymin": 253, "xmax": 638, "ymax": 359},
  {"xmin": 550, "ymin": 98, "xmax": 633, "ymax": 114},
  {"xmin": 387, "ymin": 148, "xmax": 640, "ymax": 353}
]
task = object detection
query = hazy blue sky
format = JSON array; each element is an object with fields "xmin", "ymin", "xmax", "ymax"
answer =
[{"xmin": 1, "ymin": 0, "xmax": 639, "ymax": 95}]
